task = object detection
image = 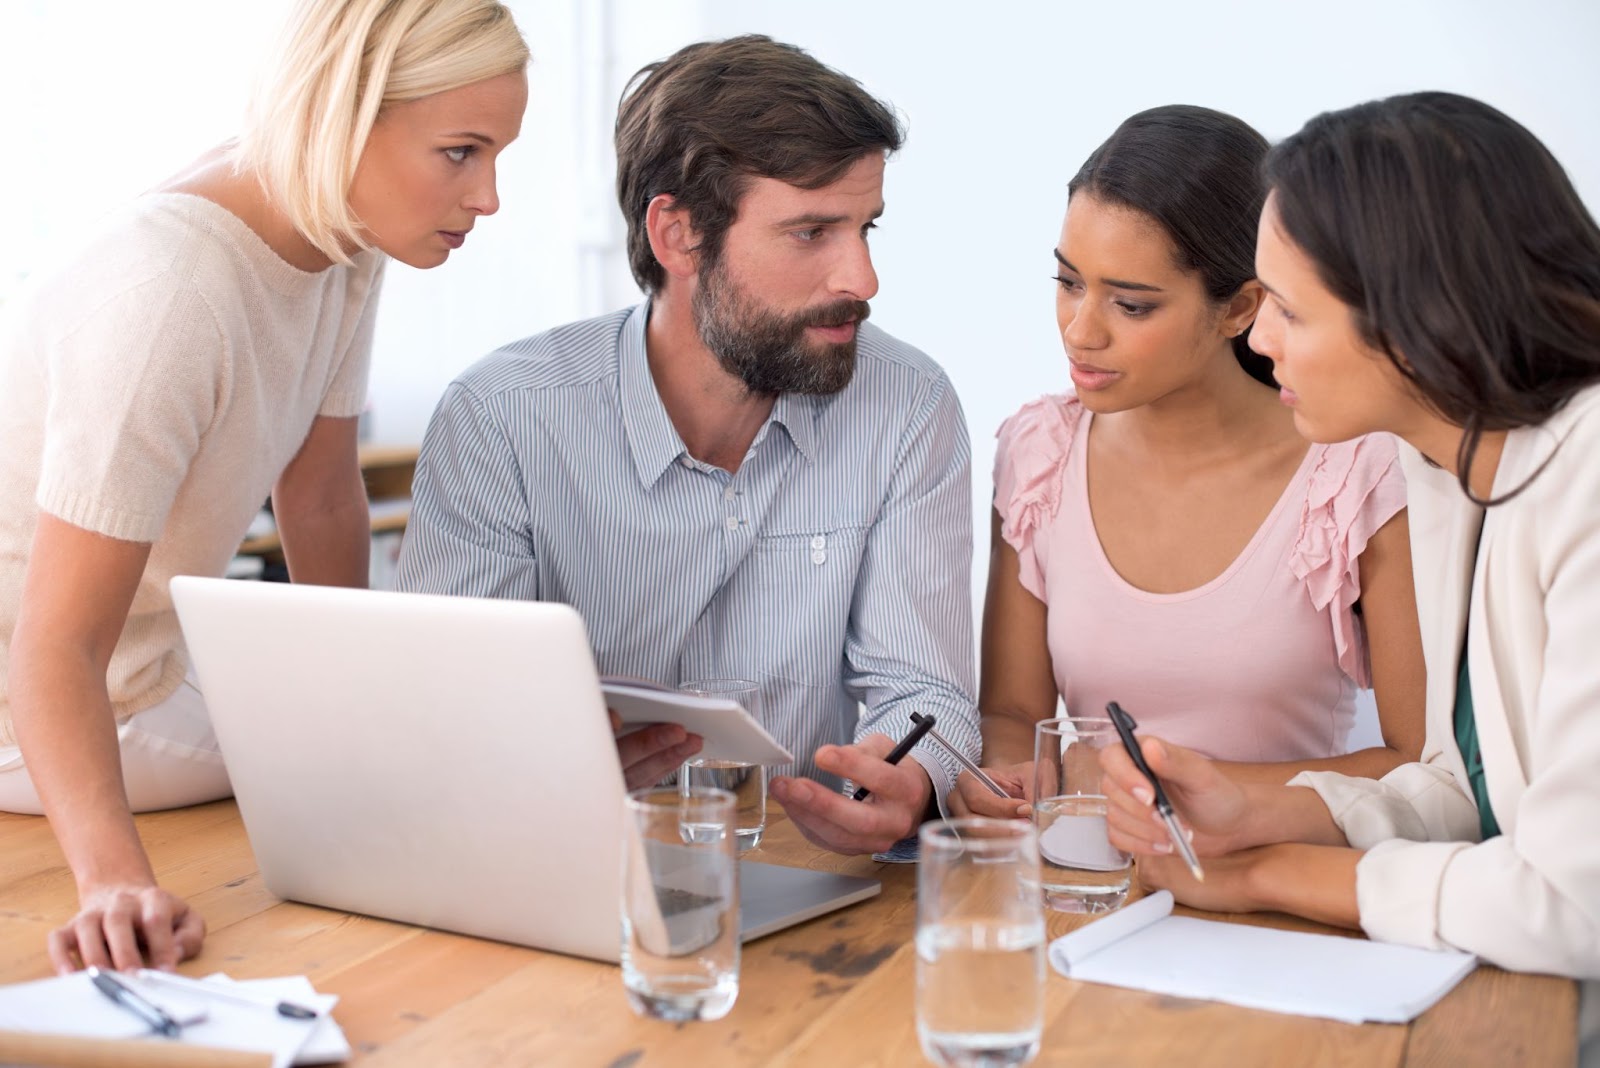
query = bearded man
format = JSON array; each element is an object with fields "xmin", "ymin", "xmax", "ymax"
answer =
[{"xmin": 397, "ymin": 35, "xmax": 977, "ymax": 855}]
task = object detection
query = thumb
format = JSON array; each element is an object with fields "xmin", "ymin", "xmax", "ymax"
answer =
[{"xmin": 1141, "ymin": 736, "xmax": 1206, "ymax": 786}]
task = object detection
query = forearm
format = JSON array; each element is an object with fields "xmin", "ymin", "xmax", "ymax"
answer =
[
  {"xmin": 1243, "ymin": 843, "xmax": 1363, "ymax": 929},
  {"xmin": 1229, "ymin": 783, "xmax": 1350, "ymax": 851},
  {"xmin": 9, "ymin": 649, "xmax": 153, "ymax": 892},
  {"xmin": 275, "ymin": 489, "xmax": 370, "ymax": 588},
  {"xmin": 1219, "ymin": 744, "xmax": 1411, "ymax": 786},
  {"xmin": 978, "ymin": 706, "xmax": 1037, "ymax": 767}
]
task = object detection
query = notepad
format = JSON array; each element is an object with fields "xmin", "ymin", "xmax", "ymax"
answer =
[
  {"xmin": 601, "ymin": 677, "xmax": 793, "ymax": 764},
  {"xmin": 0, "ymin": 970, "xmax": 344, "ymax": 1068},
  {"xmin": 1047, "ymin": 890, "xmax": 1477, "ymax": 1024}
]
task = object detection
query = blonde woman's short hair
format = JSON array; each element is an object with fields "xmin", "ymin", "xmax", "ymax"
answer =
[{"xmin": 236, "ymin": 0, "xmax": 529, "ymax": 264}]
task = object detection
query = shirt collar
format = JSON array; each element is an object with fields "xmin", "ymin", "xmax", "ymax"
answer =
[
  {"xmin": 619, "ymin": 303, "xmax": 689, "ymax": 489},
  {"xmin": 618, "ymin": 301, "xmax": 822, "ymax": 487}
]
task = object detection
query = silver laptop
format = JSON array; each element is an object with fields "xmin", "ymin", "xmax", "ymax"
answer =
[{"xmin": 170, "ymin": 576, "xmax": 879, "ymax": 962}]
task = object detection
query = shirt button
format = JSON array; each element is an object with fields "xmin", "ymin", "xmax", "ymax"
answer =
[
  {"xmin": 724, "ymin": 487, "xmax": 736, "ymax": 501},
  {"xmin": 725, "ymin": 516, "xmax": 740, "ymax": 531},
  {"xmin": 679, "ymin": 456, "xmax": 695, "ymax": 469},
  {"xmin": 810, "ymin": 535, "xmax": 826, "ymax": 549},
  {"xmin": 811, "ymin": 549, "xmax": 826, "ymax": 565}
]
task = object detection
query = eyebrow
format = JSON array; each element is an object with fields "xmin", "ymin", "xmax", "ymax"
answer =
[
  {"xmin": 775, "ymin": 206, "xmax": 885, "ymax": 229},
  {"xmin": 1053, "ymin": 248, "xmax": 1165, "ymax": 293},
  {"xmin": 442, "ymin": 132, "xmax": 497, "ymax": 146}
]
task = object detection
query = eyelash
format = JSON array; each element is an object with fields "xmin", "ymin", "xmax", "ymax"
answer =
[
  {"xmin": 443, "ymin": 145, "xmax": 477, "ymax": 164},
  {"xmin": 1052, "ymin": 276, "xmax": 1155, "ymax": 317},
  {"xmin": 794, "ymin": 221, "xmax": 878, "ymax": 243},
  {"xmin": 1272, "ymin": 296, "xmax": 1297, "ymax": 323}
]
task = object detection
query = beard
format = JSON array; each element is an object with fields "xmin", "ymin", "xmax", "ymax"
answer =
[{"xmin": 691, "ymin": 256, "xmax": 870, "ymax": 397}]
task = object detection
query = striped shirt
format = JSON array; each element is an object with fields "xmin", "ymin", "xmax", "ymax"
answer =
[{"xmin": 396, "ymin": 303, "xmax": 979, "ymax": 798}]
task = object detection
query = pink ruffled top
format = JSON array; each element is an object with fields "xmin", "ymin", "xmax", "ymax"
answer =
[{"xmin": 994, "ymin": 394, "xmax": 1407, "ymax": 763}]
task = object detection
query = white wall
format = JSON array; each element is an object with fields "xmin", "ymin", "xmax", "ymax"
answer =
[{"xmin": 5, "ymin": 2, "xmax": 1599, "ymax": 728}]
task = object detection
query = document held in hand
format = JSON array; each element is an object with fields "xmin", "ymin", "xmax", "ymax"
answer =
[
  {"xmin": 601, "ymin": 677, "xmax": 793, "ymax": 765},
  {"xmin": 1048, "ymin": 890, "xmax": 1477, "ymax": 1024}
]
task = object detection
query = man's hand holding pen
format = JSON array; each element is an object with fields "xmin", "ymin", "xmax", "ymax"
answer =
[{"xmin": 771, "ymin": 734, "xmax": 934, "ymax": 855}]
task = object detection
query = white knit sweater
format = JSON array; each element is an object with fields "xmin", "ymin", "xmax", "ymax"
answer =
[{"xmin": 0, "ymin": 194, "xmax": 384, "ymax": 743}]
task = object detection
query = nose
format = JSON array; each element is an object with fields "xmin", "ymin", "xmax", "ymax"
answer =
[
  {"xmin": 1061, "ymin": 295, "xmax": 1108, "ymax": 352},
  {"xmin": 830, "ymin": 234, "xmax": 878, "ymax": 302},
  {"xmin": 464, "ymin": 161, "xmax": 501, "ymax": 217},
  {"xmin": 1250, "ymin": 301, "xmax": 1282, "ymax": 363}
]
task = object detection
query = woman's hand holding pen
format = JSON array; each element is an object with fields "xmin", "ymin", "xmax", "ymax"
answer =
[
  {"xmin": 949, "ymin": 761, "xmax": 1032, "ymax": 820},
  {"xmin": 1099, "ymin": 736, "xmax": 1252, "ymax": 859}
]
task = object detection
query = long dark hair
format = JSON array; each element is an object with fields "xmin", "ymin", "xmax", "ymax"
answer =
[
  {"xmin": 1069, "ymin": 105, "xmax": 1274, "ymax": 386},
  {"xmin": 1265, "ymin": 91, "xmax": 1600, "ymax": 500}
]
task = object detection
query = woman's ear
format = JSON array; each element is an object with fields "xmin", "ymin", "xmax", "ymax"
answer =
[
  {"xmin": 644, "ymin": 194, "xmax": 700, "ymax": 282},
  {"xmin": 1223, "ymin": 279, "xmax": 1267, "ymax": 339}
]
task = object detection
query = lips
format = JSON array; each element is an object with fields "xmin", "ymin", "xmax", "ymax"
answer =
[
  {"xmin": 809, "ymin": 321, "xmax": 858, "ymax": 343},
  {"xmin": 439, "ymin": 230, "xmax": 468, "ymax": 250},
  {"xmin": 1068, "ymin": 360, "xmax": 1121, "ymax": 392}
]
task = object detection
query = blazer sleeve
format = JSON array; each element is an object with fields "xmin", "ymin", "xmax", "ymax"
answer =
[{"xmin": 1299, "ymin": 427, "xmax": 1600, "ymax": 978}]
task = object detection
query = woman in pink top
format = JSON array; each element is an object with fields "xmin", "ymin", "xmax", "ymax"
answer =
[{"xmin": 955, "ymin": 106, "xmax": 1425, "ymax": 818}]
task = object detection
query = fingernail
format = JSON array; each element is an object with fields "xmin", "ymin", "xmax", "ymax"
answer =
[
  {"xmin": 1152, "ymin": 840, "xmax": 1172, "ymax": 854},
  {"xmin": 1134, "ymin": 786, "xmax": 1153, "ymax": 805},
  {"xmin": 791, "ymin": 781, "xmax": 812, "ymax": 803}
]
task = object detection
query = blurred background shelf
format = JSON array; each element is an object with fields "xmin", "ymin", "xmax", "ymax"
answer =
[{"xmin": 236, "ymin": 445, "xmax": 418, "ymax": 589}]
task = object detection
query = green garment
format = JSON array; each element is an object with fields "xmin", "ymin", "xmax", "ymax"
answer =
[{"xmin": 1453, "ymin": 647, "xmax": 1502, "ymax": 841}]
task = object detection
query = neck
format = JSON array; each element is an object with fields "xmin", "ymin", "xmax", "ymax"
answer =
[
  {"xmin": 156, "ymin": 146, "xmax": 335, "ymax": 273},
  {"xmin": 1103, "ymin": 352, "xmax": 1289, "ymax": 463},
  {"xmin": 1397, "ymin": 412, "xmax": 1507, "ymax": 500},
  {"xmin": 644, "ymin": 288, "xmax": 775, "ymax": 472}
]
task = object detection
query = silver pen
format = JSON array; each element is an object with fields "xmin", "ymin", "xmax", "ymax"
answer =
[
  {"xmin": 135, "ymin": 968, "xmax": 320, "ymax": 1020},
  {"xmin": 911, "ymin": 712, "xmax": 1012, "ymax": 800},
  {"xmin": 88, "ymin": 967, "xmax": 182, "ymax": 1037}
]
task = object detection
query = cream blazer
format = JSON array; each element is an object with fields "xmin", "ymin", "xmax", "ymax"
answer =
[{"xmin": 1293, "ymin": 385, "xmax": 1600, "ymax": 1056}]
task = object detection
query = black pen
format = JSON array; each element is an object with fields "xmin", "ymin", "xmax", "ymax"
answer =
[
  {"xmin": 1106, "ymin": 701, "xmax": 1205, "ymax": 882},
  {"xmin": 88, "ymin": 967, "xmax": 182, "ymax": 1037},
  {"xmin": 852, "ymin": 712, "xmax": 938, "ymax": 801}
]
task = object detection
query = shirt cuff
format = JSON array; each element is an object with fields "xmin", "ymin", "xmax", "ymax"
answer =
[{"xmin": 1355, "ymin": 838, "xmax": 1472, "ymax": 949}]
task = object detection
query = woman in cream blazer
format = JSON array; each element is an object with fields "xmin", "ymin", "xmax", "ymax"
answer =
[{"xmin": 1098, "ymin": 91, "xmax": 1600, "ymax": 1061}]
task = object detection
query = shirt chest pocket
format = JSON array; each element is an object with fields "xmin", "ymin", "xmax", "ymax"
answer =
[{"xmin": 741, "ymin": 525, "xmax": 869, "ymax": 685}]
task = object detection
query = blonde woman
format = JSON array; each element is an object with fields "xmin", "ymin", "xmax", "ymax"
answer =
[{"xmin": 0, "ymin": 0, "xmax": 528, "ymax": 973}]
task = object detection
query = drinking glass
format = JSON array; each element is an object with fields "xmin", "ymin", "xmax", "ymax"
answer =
[
  {"xmin": 678, "ymin": 678, "xmax": 766, "ymax": 851},
  {"xmin": 916, "ymin": 819, "xmax": 1045, "ymax": 1068},
  {"xmin": 620, "ymin": 786, "xmax": 740, "ymax": 1021},
  {"xmin": 1032, "ymin": 716, "xmax": 1132, "ymax": 913}
]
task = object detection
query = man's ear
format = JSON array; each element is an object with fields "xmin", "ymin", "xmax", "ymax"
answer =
[
  {"xmin": 1222, "ymin": 279, "xmax": 1266, "ymax": 340},
  {"xmin": 645, "ymin": 194, "xmax": 699, "ymax": 282}
]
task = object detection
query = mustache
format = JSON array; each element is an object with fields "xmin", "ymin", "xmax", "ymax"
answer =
[{"xmin": 798, "ymin": 300, "xmax": 871, "ymax": 330}]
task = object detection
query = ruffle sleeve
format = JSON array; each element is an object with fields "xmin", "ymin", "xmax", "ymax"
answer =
[
  {"xmin": 992, "ymin": 394, "xmax": 1083, "ymax": 602},
  {"xmin": 1290, "ymin": 432, "xmax": 1408, "ymax": 687}
]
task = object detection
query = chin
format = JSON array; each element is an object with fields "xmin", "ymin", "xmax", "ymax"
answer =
[{"xmin": 1290, "ymin": 410, "xmax": 1364, "ymax": 445}]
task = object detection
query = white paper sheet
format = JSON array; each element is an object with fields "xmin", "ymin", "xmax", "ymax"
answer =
[{"xmin": 1048, "ymin": 890, "xmax": 1479, "ymax": 1024}]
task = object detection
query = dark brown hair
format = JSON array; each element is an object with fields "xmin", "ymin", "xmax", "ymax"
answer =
[
  {"xmin": 614, "ymin": 34, "xmax": 904, "ymax": 292},
  {"xmin": 1069, "ymin": 105, "xmax": 1274, "ymax": 386},
  {"xmin": 1265, "ymin": 92, "xmax": 1600, "ymax": 499}
]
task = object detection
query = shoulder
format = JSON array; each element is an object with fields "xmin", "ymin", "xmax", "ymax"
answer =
[
  {"xmin": 991, "ymin": 392, "xmax": 1083, "ymax": 545},
  {"xmin": 846, "ymin": 323, "xmax": 959, "ymax": 412},
  {"xmin": 996, "ymin": 393, "xmax": 1084, "ymax": 465},
  {"xmin": 449, "ymin": 307, "xmax": 633, "ymax": 404},
  {"xmin": 1303, "ymin": 431, "xmax": 1406, "ymax": 515}
]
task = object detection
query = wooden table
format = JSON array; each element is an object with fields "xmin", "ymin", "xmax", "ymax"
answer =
[{"xmin": 0, "ymin": 802, "xmax": 1577, "ymax": 1066}]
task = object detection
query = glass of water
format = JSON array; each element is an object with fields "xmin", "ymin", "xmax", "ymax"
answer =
[
  {"xmin": 679, "ymin": 679, "xmax": 766, "ymax": 851},
  {"xmin": 1032, "ymin": 716, "xmax": 1132, "ymax": 913},
  {"xmin": 620, "ymin": 786, "xmax": 740, "ymax": 1022},
  {"xmin": 916, "ymin": 819, "xmax": 1045, "ymax": 1068}
]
